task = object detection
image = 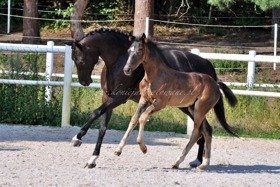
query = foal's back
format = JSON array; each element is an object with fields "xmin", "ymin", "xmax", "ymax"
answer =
[{"xmin": 146, "ymin": 68, "xmax": 221, "ymax": 108}]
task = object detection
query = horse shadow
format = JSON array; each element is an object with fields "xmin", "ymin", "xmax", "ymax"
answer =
[
  {"xmin": 209, "ymin": 164, "xmax": 280, "ymax": 174},
  {"xmin": 161, "ymin": 164, "xmax": 280, "ymax": 174}
]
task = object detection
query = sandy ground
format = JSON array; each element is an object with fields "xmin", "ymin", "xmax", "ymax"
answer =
[{"xmin": 0, "ymin": 124, "xmax": 280, "ymax": 187}]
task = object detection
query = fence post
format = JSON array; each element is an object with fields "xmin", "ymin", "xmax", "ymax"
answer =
[
  {"xmin": 145, "ymin": 17, "xmax": 149, "ymax": 38},
  {"xmin": 61, "ymin": 45, "xmax": 73, "ymax": 127},
  {"xmin": 274, "ymin": 23, "xmax": 278, "ymax": 70},
  {"xmin": 7, "ymin": 0, "xmax": 11, "ymax": 33},
  {"xmin": 247, "ymin": 50, "xmax": 256, "ymax": 89},
  {"xmin": 185, "ymin": 48, "xmax": 201, "ymax": 135},
  {"xmin": 45, "ymin": 41, "xmax": 54, "ymax": 102}
]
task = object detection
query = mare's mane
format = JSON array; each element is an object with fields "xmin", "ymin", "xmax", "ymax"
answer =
[{"xmin": 80, "ymin": 27, "xmax": 129, "ymax": 42}]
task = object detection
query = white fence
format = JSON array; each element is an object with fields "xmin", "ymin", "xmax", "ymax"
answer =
[{"xmin": 0, "ymin": 42, "xmax": 280, "ymax": 130}]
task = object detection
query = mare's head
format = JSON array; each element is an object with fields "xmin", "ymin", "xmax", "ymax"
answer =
[
  {"xmin": 70, "ymin": 29, "xmax": 131, "ymax": 86},
  {"xmin": 124, "ymin": 33, "xmax": 148, "ymax": 76}
]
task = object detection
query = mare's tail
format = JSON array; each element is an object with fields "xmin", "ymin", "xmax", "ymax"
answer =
[
  {"xmin": 218, "ymin": 81, "xmax": 237, "ymax": 107},
  {"xmin": 214, "ymin": 81, "xmax": 238, "ymax": 137}
]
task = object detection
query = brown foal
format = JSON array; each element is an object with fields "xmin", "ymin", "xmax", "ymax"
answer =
[{"xmin": 115, "ymin": 34, "xmax": 235, "ymax": 170}]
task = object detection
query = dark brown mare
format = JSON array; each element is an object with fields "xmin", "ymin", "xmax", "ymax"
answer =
[
  {"xmin": 117, "ymin": 34, "xmax": 237, "ymax": 170},
  {"xmin": 69, "ymin": 28, "xmax": 237, "ymax": 168}
]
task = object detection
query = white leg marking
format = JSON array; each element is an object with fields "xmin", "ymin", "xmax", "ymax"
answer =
[
  {"xmin": 87, "ymin": 156, "xmax": 99, "ymax": 166},
  {"xmin": 72, "ymin": 135, "xmax": 79, "ymax": 141}
]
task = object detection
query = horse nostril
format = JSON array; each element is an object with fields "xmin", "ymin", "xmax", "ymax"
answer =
[{"xmin": 124, "ymin": 67, "xmax": 132, "ymax": 76}]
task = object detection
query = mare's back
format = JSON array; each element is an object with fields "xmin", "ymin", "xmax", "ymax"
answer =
[{"xmin": 162, "ymin": 48, "xmax": 217, "ymax": 81}]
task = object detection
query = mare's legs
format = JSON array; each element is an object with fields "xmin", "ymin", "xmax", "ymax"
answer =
[
  {"xmin": 71, "ymin": 93, "xmax": 126, "ymax": 146},
  {"xmin": 72, "ymin": 93, "xmax": 129, "ymax": 168},
  {"xmin": 197, "ymin": 123, "xmax": 212, "ymax": 170},
  {"xmin": 84, "ymin": 108, "xmax": 113, "ymax": 168},
  {"xmin": 114, "ymin": 99, "xmax": 150, "ymax": 156}
]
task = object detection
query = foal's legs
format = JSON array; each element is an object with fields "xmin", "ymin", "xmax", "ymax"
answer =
[
  {"xmin": 114, "ymin": 100, "xmax": 150, "ymax": 156},
  {"xmin": 172, "ymin": 98, "xmax": 213, "ymax": 169},
  {"xmin": 136, "ymin": 104, "xmax": 159, "ymax": 153},
  {"xmin": 180, "ymin": 107, "xmax": 205, "ymax": 167},
  {"xmin": 172, "ymin": 124, "xmax": 202, "ymax": 169}
]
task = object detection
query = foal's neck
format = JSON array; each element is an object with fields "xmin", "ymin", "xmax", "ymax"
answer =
[{"xmin": 142, "ymin": 50, "xmax": 169, "ymax": 81}]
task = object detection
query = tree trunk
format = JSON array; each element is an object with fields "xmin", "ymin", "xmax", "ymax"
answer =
[
  {"xmin": 133, "ymin": 0, "xmax": 154, "ymax": 37},
  {"xmin": 272, "ymin": 8, "xmax": 280, "ymax": 36},
  {"xmin": 22, "ymin": 0, "xmax": 40, "ymax": 44}
]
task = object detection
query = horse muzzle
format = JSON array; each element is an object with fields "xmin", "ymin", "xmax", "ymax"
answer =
[
  {"xmin": 80, "ymin": 78, "xmax": 93, "ymax": 86},
  {"xmin": 123, "ymin": 66, "xmax": 133, "ymax": 76}
]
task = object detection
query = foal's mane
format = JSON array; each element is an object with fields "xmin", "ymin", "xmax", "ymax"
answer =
[{"xmin": 143, "ymin": 39, "xmax": 170, "ymax": 66}]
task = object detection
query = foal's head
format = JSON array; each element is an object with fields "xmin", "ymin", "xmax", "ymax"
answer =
[{"xmin": 123, "ymin": 33, "xmax": 148, "ymax": 76}]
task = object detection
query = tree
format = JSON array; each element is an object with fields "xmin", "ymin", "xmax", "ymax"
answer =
[
  {"xmin": 208, "ymin": 0, "xmax": 280, "ymax": 35},
  {"xmin": 133, "ymin": 0, "xmax": 154, "ymax": 37},
  {"xmin": 22, "ymin": 0, "xmax": 40, "ymax": 44}
]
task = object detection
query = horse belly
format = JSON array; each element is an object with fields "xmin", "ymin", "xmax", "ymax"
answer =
[{"xmin": 167, "ymin": 94, "xmax": 197, "ymax": 108}]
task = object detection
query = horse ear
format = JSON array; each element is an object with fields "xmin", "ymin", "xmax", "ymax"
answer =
[
  {"xmin": 141, "ymin": 33, "xmax": 147, "ymax": 43},
  {"xmin": 128, "ymin": 33, "xmax": 135, "ymax": 42},
  {"xmin": 73, "ymin": 41, "xmax": 83, "ymax": 50},
  {"xmin": 141, "ymin": 33, "xmax": 148, "ymax": 43}
]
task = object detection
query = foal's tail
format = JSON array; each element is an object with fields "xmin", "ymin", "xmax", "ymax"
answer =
[{"xmin": 214, "ymin": 82, "xmax": 238, "ymax": 137}]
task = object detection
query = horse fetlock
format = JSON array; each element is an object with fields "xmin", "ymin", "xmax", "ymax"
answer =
[
  {"xmin": 197, "ymin": 158, "xmax": 210, "ymax": 171},
  {"xmin": 114, "ymin": 148, "xmax": 122, "ymax": 156},
  {"xmin": 84, "ymin": 156, "xmax": 98, "ymax": 169},
  {"xmin": 189, "ymin": 158, "xmax": 202, "ymax": 168},
  {"xmin": 84, "ymin": 163, "xmax": 96, "ymax": 169},
  {"xmin": 71, "ymin": 135, "xmax": 82, "ymax": 147},
  {"xmin": 139, "ymin": 144, "xmax": 147, "ymax": 154},
  {"xmin": 171, "ymin": 164, "xmax": 179, "ymax": 169}
]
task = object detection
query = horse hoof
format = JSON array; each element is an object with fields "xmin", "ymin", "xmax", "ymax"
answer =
[
  {"xmin": 171, "ymin": 165, "xmax": 178, "ymax": 169},
  {"xmin": 114, "ymin": 150, "xmax": 122, "ymax": 156},
  {"xmin": 71, "ymin": 139, "xmax": 82, "ymax": 147},
  {"xmin": 189, "ymin": 159, "xmax": 201, "ymax": 168},
  {"xmin": 141, "ymin": 146, "xmax": 147, "ymax": 154},
  {"xmin": 196, "ymin": 165, "xmax": 207, "ymax": 171},
  {"xmin": 71, "ymin": 135, "xmax": 82, "ymax": 147},
  {"xmin": 84, "ymin": 163, "xmax": 96, "ymax": 169}
]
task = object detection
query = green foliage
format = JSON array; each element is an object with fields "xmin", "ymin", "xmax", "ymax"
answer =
[
  {"xmin": 207, "ymin": 0, "xmax": 236, "ymax": 10},
  {"xmin": 208, "ymin": 0, "xmax": 280, "ymax": 11},
  {"xmin": 0, "ymin": 53, "xmax": 62, "ymax": 126},
  {"xmin": 42, "ymin": 4, "xmax": 74, "ymax": 29},
  {"xmin": 96, "ymin": 1, "xmax": 119, "ymax": 20},
  {"xmin": 211, "ymin": 59, "xmax": 247, "ymax": 74},
  {"xmin": 253, "ymin": 0, "xmax": 280, "ymax": 10},
  {"xmin": 53, "ymin": 4, "xmax": 74, "ymax": 28}
]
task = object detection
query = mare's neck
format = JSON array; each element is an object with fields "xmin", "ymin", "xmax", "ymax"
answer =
[{"xmin": 92, "ymin": 34, "xmax": 129, "ymax": 68}]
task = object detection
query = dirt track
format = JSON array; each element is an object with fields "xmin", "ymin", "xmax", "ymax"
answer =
[{"xmin": 0, "ymin": 124, "xmax": 279, "ymax": 186}]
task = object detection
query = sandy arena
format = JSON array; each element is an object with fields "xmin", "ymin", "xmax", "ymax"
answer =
[{"xmin": 0, "ymin": 124, "xmax": 279, "ymax": 186}]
